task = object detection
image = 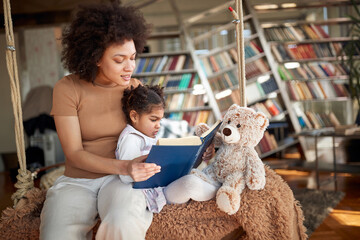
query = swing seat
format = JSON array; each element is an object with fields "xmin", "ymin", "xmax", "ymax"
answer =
[{"xmin": 0, "ymin": 166, "xmax": 307, "ymax": 240}]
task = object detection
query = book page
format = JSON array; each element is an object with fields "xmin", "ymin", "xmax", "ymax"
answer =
[
  {"xmin": 156, "ymin": 120, "xmax": 222, "ymax": 146},
  {"xmin": 157, "ymin": 136, "xmax": 202, "ymax": 146}
]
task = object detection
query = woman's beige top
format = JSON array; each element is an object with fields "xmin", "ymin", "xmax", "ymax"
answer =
[{"xmin": 51, "ymin": 74, "xmax": 139, "ymax": 178}]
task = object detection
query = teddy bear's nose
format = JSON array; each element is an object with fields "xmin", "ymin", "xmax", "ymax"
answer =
[{"xmin": 223, "ymin": 128, "xmax": 231, "ymax": 136}]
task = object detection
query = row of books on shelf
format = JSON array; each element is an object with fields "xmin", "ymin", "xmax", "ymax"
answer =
[
  {"xmin": 207, "ymin": 59, "xmax": 272, "ymax": 93},
  {"xmin": 139, "ymin": 73, "xmax": 199, "ymax": 91},
  {"xmin": 278, "ymin": 62, "xmax": 349, "ymax": 81},
  {"xmin": 245, "ymin": 59, "xmax": 270, "ymax": 80},
  {"xmin": 165, "ymin": 93, "xmax": 205, "ymax": 111},
  {"xmin": 246, "ymin": 77, "xmax": 278, "ymax": 103},
  {"xmin": 166, "ymin": 110, "xmax": 211, "ymax": 127},
  {"xmin": 255, "ymin": 131, "xmax": 278, "ymax": 155},
  {"xmin": 215, "ymin": 78, "xmax": 279, "ymax": 115},
  {"xmin": 199, "ymin": 50, "xmax": 236, "ymax": 76},
  {"xmin": 163, "ymin": 73, "xmax": 199, "ymax": 90},
  {"xmin": 199, "ymin": 45, "xmax": 269, "ymax": 79},
  {"xmin": 134, "ymin": 54, "xmax": 193, "ymax": 74},
  {"xmin": 200, "ymin": 40, "xmax": 263, "ymax": 71},
  {"xmin": 264, "ymin": 24, "xmax": 330, "ymax": 42},
  {"xmin": 217, "ymin": 91, "xmax": 240, "ymax": 114},
  {"xmin": 271, "ymin": 42, "xmax": 357, "ymax": 62},
  {"xmin": 250, "ymin": 98, "xmax": 284, "ymax": 120},
  {"xmin": 286, "ymin": 80, "xmax": 348, "ymax": 101},
  {"xmin": 235, "ymin": 40, "xmax": 264, "ymax": 60},
  {"xmin": 296, "ymin": 110, "xmax": 341, "ymax": 130},
  {"xmin": 208, "ymin": 71, "xmax": 237, "ymax": 92}
]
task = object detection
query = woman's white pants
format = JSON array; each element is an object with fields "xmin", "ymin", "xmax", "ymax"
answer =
[{"xmin": 40, "ymin": 174, "xmax": 152, "ymax": 240}]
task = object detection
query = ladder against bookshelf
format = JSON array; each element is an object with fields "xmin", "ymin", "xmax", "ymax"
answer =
[
  {"xmin": 183, "ymin": 0, "xmax": 301, "ymax": 158},
  {"xmin": 132, "ymin": 51, "xmax": 216, "ymax": 126}
]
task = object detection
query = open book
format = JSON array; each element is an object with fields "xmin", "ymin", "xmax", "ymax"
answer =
[{"xmin": 133, "ymin": 120, "xmax": 222, "ymax": 189}]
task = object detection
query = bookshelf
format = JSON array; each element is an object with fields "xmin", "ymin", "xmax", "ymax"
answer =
[
  {"xmin": 256, "ymin": 0, "xmax": 358, "ymax": 160},
  {"xmin": 132, "ymin": 50, "xmax": 219, "ymax": 126},
  {"xmin": 261, "ymin": 6, "xmax": 356, "ymax": 128},
  {"xmin": 182, "ymin": 0, "xmax": 301, "ymax": 159}
]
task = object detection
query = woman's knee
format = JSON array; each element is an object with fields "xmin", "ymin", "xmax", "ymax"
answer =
[
  {"xmin": 40, "ymin": 185, "xmax": 97, "ymax": 240},
  {"xmin": 96, "ymin": 209, "xmax": 152, "ymax": 240}
]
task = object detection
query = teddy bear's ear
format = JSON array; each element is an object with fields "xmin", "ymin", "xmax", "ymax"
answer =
[
  {"xmin": 228, "ymin": 104, "xmax": 239, "ymax": 112},
  {"xmin": 255, "ymin": 112, "xmax": 269, "ymax": 130}
]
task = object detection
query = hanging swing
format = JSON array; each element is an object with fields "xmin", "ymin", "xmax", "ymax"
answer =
[{"xmin": 0, "ymin": 0, "xmax": 307, "ymax": 239}]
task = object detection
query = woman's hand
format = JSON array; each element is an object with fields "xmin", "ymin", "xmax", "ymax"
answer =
[
  {"xmin": 202, "ymin": 143, "xmax": 215, "ymax": 163},
  {"xmin": 127, "ymin": 155, "xmax": 161, "ymax": 182}
]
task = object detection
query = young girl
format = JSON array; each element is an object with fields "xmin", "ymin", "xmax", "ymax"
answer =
[{"xmin": 116, "ymin": 84, "xmax": 219, "ymax": 213}]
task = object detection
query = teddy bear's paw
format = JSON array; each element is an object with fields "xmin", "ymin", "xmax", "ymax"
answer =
[
  {"xmin": 195, "ymin": 123, "xmax": 209, "ymax": 136},
  {"xmin": 216, "ymin": 186, "xmax": 240, "ymax": 215},
  {"xmin": 247, "ymin": 174, "xmax": 266, "ymax": 190}
]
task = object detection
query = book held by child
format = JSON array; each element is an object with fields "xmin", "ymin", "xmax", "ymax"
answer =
[{"xmin": 133, "ymin": 120, "xmax": 222, "ymax": 189}]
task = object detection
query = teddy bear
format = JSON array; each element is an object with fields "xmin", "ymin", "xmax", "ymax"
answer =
[{"xmin": 192, "ymin": 104, "xmax": 269, "ymax": 215}]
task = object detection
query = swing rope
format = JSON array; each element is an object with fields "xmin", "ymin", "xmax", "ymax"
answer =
[
  {"xmin": 3, "ymin": 0, "xmax": 34, "ymax": 207},
  {"xmin": 229, "ymin": 0, "xmax": 246, "ymax": 107}
]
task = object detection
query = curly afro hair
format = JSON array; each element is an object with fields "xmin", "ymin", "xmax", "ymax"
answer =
[
  {"xmin": 61, "ymin": 2, "xmax": 151, "ymax": 82},
  {"xmin": 122, "ymin": 85, "xmax": 165, "ymax": 124}
]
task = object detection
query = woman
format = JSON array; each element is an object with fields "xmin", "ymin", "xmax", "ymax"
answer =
[
  {"xmin": 40, "ymin": 2, "xmax": 214, "ymax": 240},
  {"xmin": 40, "ymin": 3, "xmax": 159, "ymax": 240}
]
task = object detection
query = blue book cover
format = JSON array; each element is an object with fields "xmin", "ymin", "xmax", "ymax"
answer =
[{"xmin": 133, "ymin": 120, "xmax": 222, "ymax": 189}]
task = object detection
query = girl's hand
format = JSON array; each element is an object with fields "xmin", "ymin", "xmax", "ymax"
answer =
[
  {"xmin": 202, "ymin": 143, "xmax": 215, "ymax": 163},
  {"xmin": 128, "ymin": 155, "xmax": 161, "ymax": 182}
]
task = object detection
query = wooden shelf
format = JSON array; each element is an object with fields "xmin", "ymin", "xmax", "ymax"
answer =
[
  {"xmin": 137, "ymin": 50, "xmax": 191, "ymax": 58},
  {"xmin": 246, "ymin": 71, "xmax": 273, "ymax": 84},
  {"xmin": 282, "ymin": 75, "xmax": 349, "ymax": 82},
  {"xmin": 132, "ymin": 69, "xmax": 197, "ymax": 78},
  {"xmin": 163, "ymin": 88, "xmax": 193, "ymax": 94},
  {"xmin": 279, "ymin": 55, "xmax": 360, "ymax": 63},
  {"xmin": 291, "ymin": 97, "xmax": 350, "ymax": 102},
  {"xmin": 248, "ymin": 90, "xmax": 281, "ymax": 106},
  {"xmin": 206, "ymin": 52, "xmax": 266, "ymax": 80},
  {"xmin": 165, "ymin": 106, "xmax": 212, "ymax": 113},
  {"xmin": 212, "ymin": 72, "xmax": 275, "ymax": 95},
  {"xmin": 269, "ymin": 111, "xmax": 288, "ymax": 122},
  {"xmin": 260, "ymin": 137, "xmax": 300, "ymax": 159},
  {"xmin": 268, "ymin": 36, "xmax": 360, "ymax": 45},
  {"xmin": 199, "ymin": 33, "xmax": 259, "ymax": 58},
  {"xmin": 261, "ymin": 17, "xmax": 353, "ymax": 28}
]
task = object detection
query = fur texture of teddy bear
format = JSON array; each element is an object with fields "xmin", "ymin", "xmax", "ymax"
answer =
[{"xmin": 192, "ymin": 104, "xmax": 269, "ymax": 215}]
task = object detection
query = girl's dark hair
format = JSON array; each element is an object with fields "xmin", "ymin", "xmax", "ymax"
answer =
[
  {"xmin": 61, "ymin": 2, "xmax": 151, "ymax": 83},
  {"xmin": 122, "ymin": 85, "xmax": 165, "ymax": 124}
]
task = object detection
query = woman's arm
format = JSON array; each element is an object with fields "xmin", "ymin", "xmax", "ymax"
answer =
[{"xmin": 55, "ymin": 115, "xmax": 160, "ymax": 180}]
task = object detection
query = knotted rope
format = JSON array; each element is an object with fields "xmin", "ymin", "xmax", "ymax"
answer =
[
  {"xmin": 3, "ymin": 0, "xmax": 34, "ymax": 207},
  {"xmin": 229, "ymin": 0, "xmax": 246, "ymax": 107}
]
